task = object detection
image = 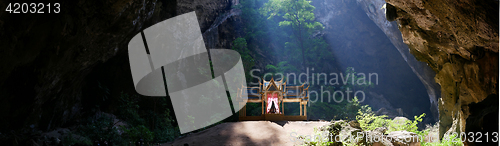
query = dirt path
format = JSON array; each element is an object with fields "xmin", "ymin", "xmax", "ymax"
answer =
[{"xmin": 163, "ymin": 121, "xmax": 330, "ymax": 146}]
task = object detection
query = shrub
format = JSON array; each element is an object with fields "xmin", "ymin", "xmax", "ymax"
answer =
[
  {"xmin": 356, "ymin": 105, "xmax": 390, "ymax": 131},
  {"xmin": 61, "ymin": 132, "xmax": 92, "ymax": 146},
  {"xmin": 73, "ymin": 92, "xmax": 180, "ymax": 145},
  {"xmin": 422, "ymin": 134, "xmax": 463, "ymax": 146},
  {"xmin": 77, "ymin": 116, "xmax": 125, "ymax": 145},
  {"xmin": 121, "ymin": 125, "xmax": 154, "ymax": 143},
  {"xmin": 356, "ymin": 104, "xmax": 426, "ymax": 134},
  {"xmin": 116, "ymin": 92, "xmax": 144, "ymax": 126},
  {"xmin": 387, "ymin": 113, "xmax": 425, "ymax": 133}
]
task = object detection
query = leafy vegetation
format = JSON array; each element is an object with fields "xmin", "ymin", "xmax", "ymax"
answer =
[
  {"xmin": 121, "ymin": 125, "xmax": 154, "ymax": 143},
  {"xmin": 61, "ymin": 132, "xmax": 93, "ymax": 145},
  {"xmin": 67, "ymin": 92, "xmax": 180, "ymax": 145},
  {"xmin": 235, "ymin": 0, "xmax": 332, "ymax": 72},
  {"xmin": 356, "ymin": 105, "xmax": 426, "ymax": 133},
  {"xmin": 422, "ymin": 134, "xmax": 462, "ymax": 146},
  {"xmin": 261, "ymin": 0, "xmax": 323, "ymax": 66},
  {"xmin": 355, "ymin": 105, "xmax": 388, "ymax": 132},
  {"xmin": 341, "ymin": 67, "xmax": 375, "ymax": 92},
  {"xmin": 308, "ymin": 96, "xmax": 362, "ymax": 121},
  {"xmin": 306, "ymin": 67, "xmax": 375, "ymax": 120},
  {"xmin": 265, "ymin": 61, "xmax": 299, "ymax": 76},
  {"xmin": 302, "ymin": 98, "xmax": 464, "ymax": 146},
  {"xmin": 232, "ymin": 37, "xmax": 256, "ymax": 81},
  {"xmin": 77, "ymin": 116, "xmax": 124, "ymax": 145}
]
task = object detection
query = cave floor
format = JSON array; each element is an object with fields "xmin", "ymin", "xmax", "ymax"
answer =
[{"xmin": 163, "ymin": 121, "xmax": 330, "ymax": 146}]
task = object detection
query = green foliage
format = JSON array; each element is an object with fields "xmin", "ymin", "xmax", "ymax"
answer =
[
  {"xmin": 246, "ymin": 102, "xmax": 263, "ymax": 116},
  {"xmin": 265, "ymin": 61, "xmax": 299, "ymax": 75},
  {"xmin": 261, "ymin": 0, "xmax": 324, "ymax": 66},
  {"xmin": 72, "ymin": 92, "xmax": 180, "ymax": 145},
  {"xmin": 261, "ymin": 0, "xmax": 323, "ymax": 31},
  {"xmin": 307, "ymin": 85, "xmax": 361, "ymax": 121},
  {"xmin": 422, "ymin": 134, "xmax": 463, "ymax": 146},
  {"xmin": 232, "ymin": 37, "xmax": 256, "ymax": 81},
  {"xmin": 61, "ymin": 132, "xmax": 92, "ymax": 146},
  {"xmin": 77, "ymin": 116, "xmax": 125, "ymax": 145},
  {"xmin": 356, "ymin": 105, "xmax": 390, "ymax": 131},
  {"xmin": 116, "ymin": 92, "xmax": 144, "ymax": 126},
  {"xmin": 236, "ymin": 0, "xmax": 333, "ymax": 73},
  {"xmin": 238, "ymin": 0, "xmax": 284, "ymax": 62},
  {"xmin": 233, "ymin": 37, "xmax": 248, "ymax": 52},
  {"xmin": 119, "ymin": 94, "xmax": 179, "ymax": 143},
  {"xmin": 145, "ymin": 108, "xmax": 179, "ymax": 143},
  {"xmin": 303, "ymin": 36, "xmax": 331, "ymax": 68},
  {"xmin": 306, "ymin": 66, "xmax": 376, "ymax": 121},
  {"xmin": 342, "ymin": 67, "xmax": 374, "ymax": 92},
  {"xmin": 303, "ymin": 90, "xmax": 459, "ymax": 146},
  {"xmin": 356, "ymin": 105, "xmax": 426, "ymax": 134},
  {"xmin": 303, "ymin": 102, "xmax": 444, "ymax": 146},
  {"xmin": 355, "ymin": 106, "xmax": 462, "ymax": 146},
  {"xmin": 121, "ymin": 125, "xmax": 154, "ymax": 142},
  {"xmin": 387, "ymin": 113, "xmax": 425, "ymax": 133}
]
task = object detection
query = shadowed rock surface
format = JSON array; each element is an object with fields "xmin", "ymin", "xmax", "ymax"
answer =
[
  {"xmin": 0, "ymin": 0, "xmax": 233, "ymax": 132},
  {"xmin": 355, "ymin": 0, "xmax": 442, "ymax": 122},
  {"xmin": 312, "ymin": 0, "xmax": 435, "ymax": 122}
]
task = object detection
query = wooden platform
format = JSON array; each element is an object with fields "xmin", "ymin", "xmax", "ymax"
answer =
[{"xmin": 239, "ymin": 114, "xmax": 307, "ymax": 121}]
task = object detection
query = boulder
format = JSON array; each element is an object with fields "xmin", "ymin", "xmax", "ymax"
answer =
[
  {"xmin": 371, "ymin": 131, "xmax": 421, "ymax": 146},
  {"xmin": 392, "ymin": 117, "xmax": 409, "ymax": 125},
  {"xmin": 349, "ymin": 120, "xmax": 362, "ymax": 129},
  {"xmin": 386, "ymin": 131, "xmax": 421, "ymax": 146}
]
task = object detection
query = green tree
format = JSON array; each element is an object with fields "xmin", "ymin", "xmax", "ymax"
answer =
[
  {"xmin": 232, "ymin": 37, "xmax": 256, "ymax": 82},
  {"xmin": 265, "ymin": 61, "xmax": 298, "ymax": 74},
  {"xmin": 232, "ymin": 38, "xmax": 255, "ymax": 70},
  {"xmin": 261, "ymin": 0, "xmax": 324, "ymax": 66}
]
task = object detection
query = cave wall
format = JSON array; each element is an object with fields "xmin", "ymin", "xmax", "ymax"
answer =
[
  {"xmin": 312, "ymin": 0, "xmax": 435, "ymax": 122},
  {"xmin": 385, "ymin": 0, "xmax": 499, "ymax": 139},
  {"xmin": 0, "ymin": 0, "xmax": 233, "ymax": 132},
  {"xmin": 355, "ymin": 0, "xmax": 441, "ymax": 122}
]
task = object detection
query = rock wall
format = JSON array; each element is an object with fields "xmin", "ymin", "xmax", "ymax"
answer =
[
  {"xmin": 385, "ymin": 0, "xmax": 498, "ymax": 139},
  {"xmin": 0, "ymin": 0, "xmax": 232, "ymax": 132},
  {"xmin": 312, "ymin": 0, "xmax": 435, "ymax": 122},
  {"xmin": 355, "ymin": 0, "xmax": 441, "ymax": 122}
]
